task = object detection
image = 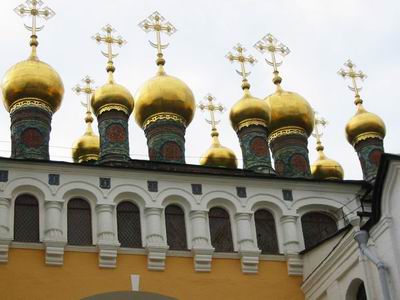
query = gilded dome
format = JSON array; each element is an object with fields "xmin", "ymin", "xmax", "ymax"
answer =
[
  {"xmin": 230, "ymin": 89, "xmax": 271, "ymax": 132},
  {"xmin": 265, "ymin": 88, "xmax": 314, "ymax": 136},
  {"xmin": 134, "ymin": 70, "xmax": 195, "ymax": 128},
  {"xmin": 72, "ymin": 120, "xmax": 100, "ymax": 163},
  {"xmin": 2, "ymin": 57, "xmax": 64, "ymax": 112},
  {"xmin": 311, "ymin": 148, "xmax": 344, "ymax": 180},
  {"xmin": 200, "ymin": 134, "xmax": 237, "ymax": 169},
  {"xmin": 345, "ymin": 103, "xmax": 386, "ymax": 145},
  {"xmin": 91, "ymin": 82, "xmax": 134, "ymax": 116}
]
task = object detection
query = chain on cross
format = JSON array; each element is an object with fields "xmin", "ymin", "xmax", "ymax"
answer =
[
  {"xmin": 338, "ymin": 59, "xmax": 367, "ymax": 104},
  {"xmin": 73, "ymin": 76, "xmax": 96, "ymax": 114},
  {"xmin": 93, "ymin": 25, "xmax": 126, "ymax": 79},
  {"xmin": 138, "ymin": 11, "xmax": 177, "ymax": 66},
  {"xmin": 198, "ymin": 94, "xmax": 225, "ymax": 132},
  {"xmin": 226, "ymin": 43, "xmax": 257, "ymax": 89},
  {"xmin": 312, "ymin": 112, "xmax": 328, "ymax": 147},
  {"xmin": 254, "ymin": 33, "xmax": 290, "ymax": 86}
]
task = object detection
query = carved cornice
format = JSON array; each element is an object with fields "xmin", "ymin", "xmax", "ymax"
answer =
[
  {"xmin": 97, "ymin": 104, "xmax": 129, "ymax": 116},
  {"xmin": 268, "ymin": 126, "xmax": 307, "ymax": 144},
  {"xmin": 10, "ymin": 98, "xmax": 53, "ymax": 114},
  {"xmin": 142, "ymin": 112, "xmax": 187, "ymax": 130},
  {"xmin": 352, "ymin": 131, "xmax": 384, "ymax": 147},
  {"xmin": 236, "ymin": 118, "xmax": 267, "ymax": 132}
]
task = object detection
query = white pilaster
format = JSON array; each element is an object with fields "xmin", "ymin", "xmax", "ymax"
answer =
[
  {"xmin": 144, "ymin": 207, "xmax": 168, "ymax": 271},
  {"xmin": 44, "ymin": 201, "xmax": 65, "ymax": 266},
  {"xmin": 280, "ymin": 214, "xmax": 303, "ymax": 276},
  {"xmin": 0, "ymin": 197, "xmax": 11, "ymax": 263},
  {"xmin": 235, "ymin": 213, "xmax": 261, "ymax": 274},
  {"xmin": 96, "ymin": 204, "xmax": 119, "ymax": 268},
  {"xmin": 189, "ymin": 210, "xmax": 214, "ymax": 272}
]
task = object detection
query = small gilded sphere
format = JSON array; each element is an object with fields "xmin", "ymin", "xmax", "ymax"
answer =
[
  {"xmin": 2, "ymin": 58, "xmax": 64, "ymax": 112},
  {"xmin": 345, "ymin": 104, "xmax": 386, "ymax": 145},
  {"xmin": 134, "ymin": 72, "xmax": 195, "ymax": 128},
  {"xmin": 200, "ymin": 143, "xmax": 238, "ymax": 169},
  {"xmin": 265, "ymin": 89, "xmax": 314, "ymax": 136},
  {"xmin": 311, "ymin": 151, "xmax": 344, "ymax": 180},
  {"xmin": 230, "ymin": 91, "xmax": 271, "ymax": 131},
  {"xmin": 91, "ymin": 82, "xmax": 134, "ymax": 116},
  {"xmin": 72, "ymin": 128, "xmax": 100, "ymax": 163}
]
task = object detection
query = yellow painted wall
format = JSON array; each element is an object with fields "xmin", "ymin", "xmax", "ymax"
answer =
[{"xmin": 0, "ymin": 249, "xmax": 304, "ymax": 300}]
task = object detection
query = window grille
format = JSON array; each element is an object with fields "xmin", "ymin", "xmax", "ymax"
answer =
[
  {"xmin": 165, "ymin": 205, "xmax": 187, "ymax": 250},
  {"xmin": 117, "ymin": 201, "xmax": 142, "ymax": 248},
  {"xmin": 67, "ymin": 198, "xmax": 92, "ymax": 246},
  {"xmin": 209, "ymin": 207, "xmax": 234, "ymax": 252},
  {"xmin": 301, "ymin": 212, "xmax": 337, "ymax": 249},
  {"xmin": 255, "ymin": 209, "xmax": 279, "ymax": 254},
  {"xmin": 13, "ymin": 194, "xmax": 39, "ymax": 243}
]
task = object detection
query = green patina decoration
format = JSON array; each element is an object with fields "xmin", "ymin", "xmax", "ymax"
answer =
[
  {"xmin": 269, "ymin": 134, "xmax": 311, "ymax": 178},
  {"xmin": 144, "ymin": 119, "xmax": 186, "ymax": 164},
  {"xmin": 10, "ymin": 107, "xmax": 52, "ymax": 160},
  {"xmin": 354, "ymin": 138, "xmax": 384, "ymax": 182},
  {"xmin": 98, "ymin": 111, "xmax": 130, "ymax": 164},
  {"xmin": 237, "ymin": 126, "xmax": 274, "ymax": 174}
]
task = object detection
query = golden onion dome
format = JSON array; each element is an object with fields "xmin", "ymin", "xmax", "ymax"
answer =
[
  {"xmin": 200, "ymin": 132, "xmax": 238, "ymax": 169},
  {"xmin": 72, "ymin": 114, "xmax": 100, "ymax": 163},
  {"xmin": 134, "ymin": 69, "xmax": 195, "ymax": 129},
  {"xmin": 265, "ymin": 88, "xmax": 314, "ymax": 136},
  {"xmin": 230, "ymin": 89, "xmax": 271, "ymax": 132},
  {"xmin": 91, "ymin": 82, "xmax": 134, "ymax": 116},
  {"xmin": 345, "ymin": 103, "xmax": 386, "ymax": 145},
  {"xmin": 2, "ymin": 57, "xmax": 64, "ymax": 113},
  {"xmin": 311, "ymin": 144, "xmax": 344, "ymax": 180}
]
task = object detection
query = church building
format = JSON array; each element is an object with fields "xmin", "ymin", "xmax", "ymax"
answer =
[{"xmin": 0, "ymin": 2, "xmax": 398, "ymax": 300}]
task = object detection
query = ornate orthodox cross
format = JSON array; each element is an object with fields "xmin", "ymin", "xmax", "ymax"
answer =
[
  {"xmin": 254, "ymin": 33, "xmax": 290, "ymax": 85},
  {"xmin": 93, "ymin": 25, "xmax": 126, "ymax": 80},
  {"xmin": 14, "ymin": 0, "xmax": 55, "ymax": 57},
  {"xmin": 312, "ymin": 112, "xmax": 328, "ymax": 148},
  {"xmin": 73, "ymin": 76, "xmax": 96, "ymax": 114},
  {"xmin": 198, "ymin": 94, "xmax": 225, "ymax": 132},
  {"xmin": 226, "ymin": 43, "xmax": 257, "ymax": 89},
  {"xmin": 138, "ymin": 11, "xmax": 177, "ymax": 66},
  {"xmin": 338, "ymin": 59, "xmax": 367, "ymax": 104}
]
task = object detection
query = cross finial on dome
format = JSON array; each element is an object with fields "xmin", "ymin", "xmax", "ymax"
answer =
[
  {"xmin": 92, "ymin": 25, "xmax": 127, "ymax": 83},
  {"xmin": 226, "ymin": 43, "xmax": 257, "ymax": 90},
  {"xmin": 14, "ymin": 0, "xmax": 56, "ymax": 58},
  {"xmin": 139, "ymin": 11, "xmax": 177, "ymax": 68},
  {"xmin": 254, "ymin": 33, "xmax": 290, "ymax": 87},
  {"xmin": 198, "ymin": 94, "xmax": 225, "ymax": 137},
  {"xmin": 338, "ymin": 59, "xmax": 367, "ymax": 105},
  {"xmin": 312, "ymin": 112, "xmax": 328, "ymax": 151},
  {"xmin": 73, "ymin": 76, "xmax": 96, "ymax": 115}
]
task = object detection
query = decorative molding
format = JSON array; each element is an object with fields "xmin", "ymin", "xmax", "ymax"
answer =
[
  {"xmin": 98, "ymin": 244, "xmax": 118, "ymax": 268},
  {"xmin": 146, "ymin": 245, "xmax": 169, "ymax": 271},
  {"xmin": 192, "ymin": 247, "xmax": 214, "ymax": 272},
  {"xmin": 9, "ymin": 98, "xmax": 53, "ymax": 114},
  {"xmin": 235, "ymin": 118, "xmax": 267, "ymax": 132},
  {"xmin": 142, "ymin": 112, "xmax": 187, "ymax": 130},
  {"xmin": 240, "ymin": 249, "xmax": 261, "ymax": 274},
  {"xmin": 44, "ymin": 241, "xmax": 65, "ymax": 266},
  {"xmin": 287, "ymin": 254, "xmax": 303, "ymax": 276},
  {"xmin": 268, "ymin": 126, "xmax": 307, "ymax": 144},
  {"xmin": 97, "ymin": 103, "xmax": 129, "ymax": 116},
  {"xmin": 0, "ymin": 239, "xmax": 11, "ymax": 263}
]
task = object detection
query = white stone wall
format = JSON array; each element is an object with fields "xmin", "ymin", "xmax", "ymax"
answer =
[{"xmin": 0, "ymin": 160, "xmax": 361, "ymax": 273}]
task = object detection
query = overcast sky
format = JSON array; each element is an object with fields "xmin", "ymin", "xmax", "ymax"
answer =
[{"xmin": 0, "ymin": 0, "xmax": 399, "ymax": 179}]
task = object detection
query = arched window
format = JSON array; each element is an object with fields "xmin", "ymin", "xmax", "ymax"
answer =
[
  {"xmin": 13, "ymin": 194, "xmax": 39, "ymax": 243},
  {"xmin": 301, "ymin": 212, "xmax": 337, "ymax": 249},
  {"xmin": 67, "ymin": 198, "xmax": 92, "ymax": 246},
  {"xmin": 346, "ymin": 279, "xmax": 367, "ymax": 300},
  {"xmin": 209, "ymin": 207, "xmax": 234, "ymax": 252},
  {"xmin": 254, "ymin": 209, "xmax": 279, "ymax": 254},
  {"xmin": 117, "ymin": 201, "xmax": 142, "ymax": 248},
  {"xmin": 165, "ymin": 205, "xmax": 187, "ymax": 250}
]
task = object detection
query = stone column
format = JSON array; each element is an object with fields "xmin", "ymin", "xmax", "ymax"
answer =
[
  {"xmin": 269, "ymin": 130, "xmax": 311, "ymax": 178},
  {"xmin": 44, "ymin": 201, "xmax": 65, "ymax": 266},
  {"xmin": 96, "ymin": 204, "xmax": 119, "ymax": 268},
  {"xmin": 237, "ymin": 125, "xmax": 274, "ymax": 174},
  {"xmin": 354, "ymin": 138, "xmax": 384, "ymax": 182},
  {"xmin": 10, "ymin": 106, "xmax": 52, "ymax": 160},
  {"xmin": 280, "ymin": 215, "xmax": 303, "ymax": 276},
  {"xmin": 98, "ymin": 110, "xmax": 130, "ymax": 165},
  {"xmin": 144, "ymin": 119, "xmax": 186, "ymax": 164},
  {"xmin": 0, "ymin": 198, "xmax": 11, "ymax": 263},
  {"xmin": 144, "ymin": 207, "xmax": 168, "ymax": 271},
  {"xmin": 235, "ymin": 213, "xmax": 261, "ymax": 274},
  {"xmin": 189, "ymin": 210, "xmax": 214, "ymax": 272}
]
